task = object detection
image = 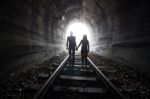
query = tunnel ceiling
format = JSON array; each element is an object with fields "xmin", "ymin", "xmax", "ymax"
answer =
[
  {"xmin": 28, "ymin": 0, "xmax": 150, "ymax": 74},
  {"xmin": 0, "ymin": 0, "xmax": 119, "ymax": 74},
  {"xmin": 59, "ymin": 0, "xmax": 110, "ymax": 28},
  {"xmin": 1, "ymin": 0, "xmax": 150, "ymax": 80},
  {"xmin": 47, "ymin": 0, "xmax": 119, "ymax": 47}
]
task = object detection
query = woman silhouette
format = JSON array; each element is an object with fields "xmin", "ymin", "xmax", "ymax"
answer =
[{"xmin": 77, "ymin": 34, "xmax": 90, "ymax": 67}]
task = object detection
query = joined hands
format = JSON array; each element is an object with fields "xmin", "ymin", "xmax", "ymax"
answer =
[{"xmin": 76, "ymin": 47, "xmax": 78, "ymax": 51}]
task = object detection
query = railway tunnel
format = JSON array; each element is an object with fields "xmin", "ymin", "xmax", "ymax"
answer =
[{"xmin": 0, "ymin": 0, "xmax": 150, "ymax": 99}]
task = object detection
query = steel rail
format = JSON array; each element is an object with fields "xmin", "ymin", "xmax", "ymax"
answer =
[
  {"xmin": 87, "ymin": 57, "xmax": 126, "ymax": 99},
  {"xmin": 33, "ymin": 55, "xmax": 69, "ymax": 99}
]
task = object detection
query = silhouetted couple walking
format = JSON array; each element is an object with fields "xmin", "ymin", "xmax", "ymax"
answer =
[{"xmin": 66, "ymin": 31, "xmax": 90, "ymax": 67}]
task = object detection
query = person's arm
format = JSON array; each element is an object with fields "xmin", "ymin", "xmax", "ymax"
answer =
[
  {"xmin": 87, "ymin": 40, "xmax": 90, "ymax": 52},
  {"xmin": 66, "ymin": 37, "xmax": 69, "ymax": 49},
  {"xmin": 77, "ymin": 40, "xmax": 82, "ymax": 50}
]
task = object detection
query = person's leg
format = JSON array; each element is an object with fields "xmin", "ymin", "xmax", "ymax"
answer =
[
  {"xmin": 83, "ymin": 53, "xmax": 86, "ymax": 66},
  {"xmin": 69, "ymin": 48, "xmax": 71, "ymax": 56},
  {"xmin": 85, "ymin": 52, "xmax": 88, "ymax": 67},
  {"xmin": 72, "ymin": 48, "xmax": 75, "ymax": 59},
  {"xmin": 81, "ymin": 51, "xmax": 84, "ymax": 67},
  {"xmin": 72, "ymin": 49, "xmax": 75, "ymax": 66},
  {"xmin": 69, "ymin": 48, "xmax": 71, "ymax": 65}
]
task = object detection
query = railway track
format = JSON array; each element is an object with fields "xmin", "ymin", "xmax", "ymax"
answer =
[{"xmin": 33, "ymin": 53, "xmax": 125, "ymax": 99}]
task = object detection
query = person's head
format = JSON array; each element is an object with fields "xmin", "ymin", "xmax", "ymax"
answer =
[
  {"xmin": 70, "ymin": 31, "xmax": 73, "ymax": 36},
  {"xmin": 83, "ymin": 34, "xmax": 87, "ymax": 40}
]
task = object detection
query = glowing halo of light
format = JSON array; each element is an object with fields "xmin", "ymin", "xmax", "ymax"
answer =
[{"xmin": 65, "ymin": 21, "xmax": 92, "ymax": 45}]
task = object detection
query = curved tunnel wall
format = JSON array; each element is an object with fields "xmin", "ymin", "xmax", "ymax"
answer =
[
  {"xmin": 80, "ymin": 0, "xmax": 150, "ymax": 74},
  {"xmin": 111, "ymin": 0, "xmax": 150, "ymax": 74},
  {"xmin": 0, "ymin": 0, "xmax": 65, "ymax": 79},
  {"xmin": 94, "ymin": 0, "xmax": 150, "ymax": 74},
  {"xmin": 0, "ymin": 0, "xmax": 150, "ymax": 80}
]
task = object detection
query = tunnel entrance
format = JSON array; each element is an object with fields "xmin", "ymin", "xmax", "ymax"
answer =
[{"xmin": 65, "ymin": 21, "xmax": 93, "ymax": 46}]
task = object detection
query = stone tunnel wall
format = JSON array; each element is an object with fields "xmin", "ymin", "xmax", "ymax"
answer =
[
  {"xmin": 0, "ymin": 0, "xmax": 150, "ymax": 79},
  {"xmin": 0, "ymin": 0, "xmax": 64, "ymax": 80},
  {"xmin": 93, "ymin": 0, "xmax": 150, "ymax": 74},
  {"xmin": 111, "ymin": 0, "xmax": 150, "ymax": 74}
]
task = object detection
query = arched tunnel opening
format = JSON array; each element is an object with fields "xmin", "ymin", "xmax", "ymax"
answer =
[
  {"xmin": 0, "ymin": 0, "xmax": 150, "ymax": 98},
  {"xmin": 65, "ymin": 21, "xmax": 93, "ymax": 46}
]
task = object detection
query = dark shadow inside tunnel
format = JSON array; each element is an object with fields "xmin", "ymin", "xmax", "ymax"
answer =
[{"xmin": 0, "ymin": 0, "xmax": 150, "ymax": 88}]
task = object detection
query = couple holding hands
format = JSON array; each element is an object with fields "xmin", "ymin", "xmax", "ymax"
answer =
[{"xmin": 66, "ymin": 31, "xmax": 90, "ymax": 67}]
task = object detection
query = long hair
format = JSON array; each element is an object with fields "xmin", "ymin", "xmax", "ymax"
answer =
[{"xmin": 83, "ymin": 34, "xmax": 87, "ymax": 40}]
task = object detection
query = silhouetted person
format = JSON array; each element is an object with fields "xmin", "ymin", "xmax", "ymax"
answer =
[
  {"xmin": 66, "ymin": 31, "xmax": 77, "ymax": 64},
  {"xmin": 77, "ymin": 34, "xmax": 89, "ymax": 67}
]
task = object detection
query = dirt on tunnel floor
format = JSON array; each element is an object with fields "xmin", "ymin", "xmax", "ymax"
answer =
[{"xmin": 89, "ymin": 53, "xmax": 150, "ymax": 99}]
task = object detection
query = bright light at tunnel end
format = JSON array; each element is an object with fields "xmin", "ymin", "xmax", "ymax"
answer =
[{"xmin": 66, "ymin": 22, "xmax": 92, "ymax": 45}]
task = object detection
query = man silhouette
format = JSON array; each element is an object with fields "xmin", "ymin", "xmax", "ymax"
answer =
[{"xmin": 66, "ymin": 31, "xmax": 77, "ymax": 60}]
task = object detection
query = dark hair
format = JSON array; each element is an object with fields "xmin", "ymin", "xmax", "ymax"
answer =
[{"xmin": 83, "ymin": 34, "xmax": 87, "ymax": 40}]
